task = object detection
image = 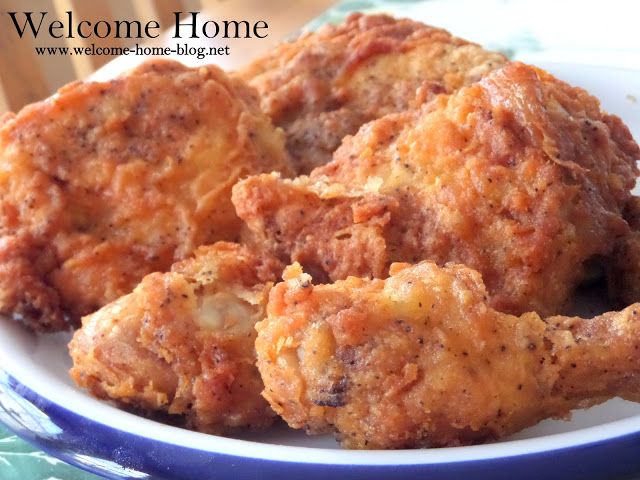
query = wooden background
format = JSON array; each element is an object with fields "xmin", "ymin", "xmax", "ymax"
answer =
[{"xmin": 0, "ymin": 0, "xmax": 334, "ymax": 113}]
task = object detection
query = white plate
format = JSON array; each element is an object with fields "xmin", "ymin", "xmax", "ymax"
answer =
[{"xmin": 0, "ymin": 62, "xmax": 639, "ymax": 480}]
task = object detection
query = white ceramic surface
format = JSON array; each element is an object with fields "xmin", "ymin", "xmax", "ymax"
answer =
[{"xmin": 0, "ymin": 61, "xmax": 639, "ymax": 467}]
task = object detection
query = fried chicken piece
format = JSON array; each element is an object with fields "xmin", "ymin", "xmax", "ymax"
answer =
[
  {"xmin": 234, "ymin": 173, "xmax": 395, "ymax": 283},
  {"xmin": 237, "ymin": 13, "xmax": 506, "ymax": 173},
  {"xmin": 0, "ymin": 59, "xmax": 292, "ymax": 331},
  {"xmin": 257, "ymin": 261, "xmax": 640, "ymax": 449},
  {"xmin": 69, "ymin": 242, "xmax": 279, "ymax": 433},
  {"xmin": 234, "ymin": 62, "xmax": 639, "ymax": 316}
]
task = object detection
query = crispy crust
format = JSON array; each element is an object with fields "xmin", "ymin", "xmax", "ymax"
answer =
[
  {"xmin": 234, "ymin": 62, "xmax": 640, "ymax": 316},
  {"xmin": 69, "ymin": 242, "xmax": 280, "ymax": 433},
  {"xmin": 237, "ymin": 13, "xmax": 506, "ymax": 173},
  {"xmin": 0, "ymin": 60, "xmax": 292, "ymax": 331},
  {"xmin": 257, "ymin": 261, "xmax": 640, "ymax": 449}
]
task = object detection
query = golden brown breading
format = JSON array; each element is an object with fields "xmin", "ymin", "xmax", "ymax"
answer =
[
  {"xmin": 233, "ymin": 62, "xmax": 640, "ymax": 316},
  {"xmin": 69, "ymin": 242, "xmax": 279, "ymax": 434},
  {"xmin": 237, "ymin": 13, "xmax": 507, "ymax": 173},
  {"xmin": 257, "ymin": 261, "xmax": 640, "ymax": 449},
  {"xmin": 0, "ymin": 59, "xmax": 292, "ymax": 331},
  {"xmin": 234, "ymin": 172, "xmax": 394, "ymax": 283}
]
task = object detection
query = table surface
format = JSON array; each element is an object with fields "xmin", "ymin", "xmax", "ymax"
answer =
[{"xmin": 1, "ymin": 0, "xmax": 639, "ymax": 478}]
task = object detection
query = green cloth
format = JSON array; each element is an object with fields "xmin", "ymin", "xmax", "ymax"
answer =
[{"xmin": 0, "ymin": 424, "xmax": 101, "ymax": 479}]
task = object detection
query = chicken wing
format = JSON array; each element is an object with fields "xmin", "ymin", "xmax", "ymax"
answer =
[
  {"xmin": 237, "ymin": 13, "xmax": 506, "ymax": 174},
  {"xmin": 69, "ymin": 242, "xmax": 279, "ymax": 433},
  {"xmin": 257, "ymin": 261, "xmax": 640, "ymax": 449},
  {"xmin": 233, "ymin": 62, "xmax": 639, "ymax": 316},
  {"xmin": 0, "ymin": 59, "xmax": 291, "ymax": 331}
]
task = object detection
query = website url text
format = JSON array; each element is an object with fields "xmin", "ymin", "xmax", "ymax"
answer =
[{"xmin": 35, "ymin": 43, "xmax": 229, "ymax": 60}]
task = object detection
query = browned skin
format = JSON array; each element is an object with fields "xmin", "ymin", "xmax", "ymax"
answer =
[
  {"xmin": 237, "ymin": 13, "xmax": 506, "ymax": 174},
  {"xmin": 257, "ymin": 261, "xmax": 640, "ymax": 449},
  {"xmin": 607, "ymin": 196, "xmax": 640, "ymax": 307},
  {"xmin": 69, "ymin": 242, "xmax": 279, "ymax": 433},
  {"xmin": 233, "ymin": 62, "xmax": 640, "ymax": 316},
  {"xmin": 0, "ymin": 59, "xmax": 292, "ymax": 331}
]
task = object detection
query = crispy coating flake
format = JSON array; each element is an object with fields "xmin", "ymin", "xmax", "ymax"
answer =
[
  {"xmin": 237, "ymin": 13, "xmax": 506, "ymax": 173},
  {"xmin": 0, "ymin": 59, "xmax": 292, "ymax": 331},
  {"xmin": 233, "ymin": 62, "xmax": 640, "ymax": 316},
  {"xmin": 257, "ymin": 261, "xmax": 640, "ymax": 449},
  {"xmin": 69, "ymin": 242, "xmax": 279, "ymax": 433}
]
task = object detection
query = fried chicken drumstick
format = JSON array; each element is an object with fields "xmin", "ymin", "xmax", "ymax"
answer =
[
  {"xmin": 237, "ymin": 13, "xmax": 506, "ymax": 173},
  {"xmin": 257, "ymin": 261, "xmax": 640, "ymax": 449},
  {"xmin": 0, "ymin": 60, "xmax": 291, "ymax": 331},
  {"xmin": 234, "ymin": 62, "xmax": 640, "ymax": 316},
  {"xmin": 69, "ymin": 242, "xmax": 278, "ymax": 433}
]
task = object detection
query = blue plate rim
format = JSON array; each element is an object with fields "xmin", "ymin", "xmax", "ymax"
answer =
[
  {"xmin": 4, "ymin": 313, "xmax": 640, "ymax": 468},
  {"xmin": 4, "ymin": 368, "xmax": 640, "ymax": 480},
  {"xmin": 6, "ymin": 342, "xmax": 640, "ymax": 466}
]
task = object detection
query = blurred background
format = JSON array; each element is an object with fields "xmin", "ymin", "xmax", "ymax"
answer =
[
  {"xmin": 1, "ymin": 0, "xmax": 638, "ymax": 113},
  {"xmin": 0, "ymin": 0, "xmax": 336, "ymax": 113}
]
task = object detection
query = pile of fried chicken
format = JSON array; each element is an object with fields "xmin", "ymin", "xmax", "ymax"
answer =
[{"xmin": 1, "ymin": 14, "xmax": 639, "ymax": 449}]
